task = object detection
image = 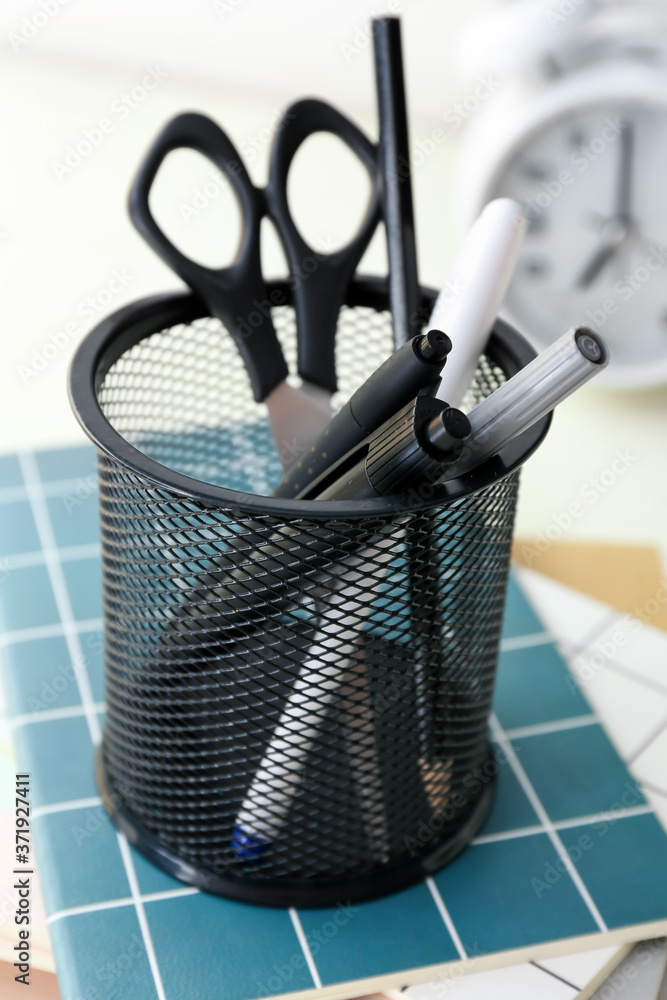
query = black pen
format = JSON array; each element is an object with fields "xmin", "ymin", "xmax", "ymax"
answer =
[
  {"xmin": 297, "ymin": 394, "xmax": 470, "ymax": 501},
  {"xmin": 232, "ymin": 398, "xmax": 470, "ymax": 861},
  {"xmin": 302, "ymin": 326, "xmax": 609, "ymax": 502},
  {"xmin": 272, "ymin": 329, "xmax": 452, "ymax": 499},
  {"xmin": 373, "ymin": 15, "xmax": 443, "ymax": 796},
  {"xmin": 231, "ymin": 328, "xmax": 609, "ymax": 859},
  {"xmin": 188, "ymin": 328, "xmax": 608, "ymax": 629},
  {"xmin": 373, "ymin": 16, "xmax": 421, "ymax": 345}
]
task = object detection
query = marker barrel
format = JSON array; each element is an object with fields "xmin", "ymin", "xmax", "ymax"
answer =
[
  {"xmin": 431, "ymin": 198, "xmax": 526, "ymax": 408},
  {"xmin": 452, "ymin": 327, "xmax": 609, "ymax": 475}
]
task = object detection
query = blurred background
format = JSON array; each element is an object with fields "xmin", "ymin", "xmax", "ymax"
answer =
[
  {"xmin": 0, "ymin": 0, "xmax": 481, "ymax": 451},
  {"xmin": 1, "ymin": 0, "xmax": 666, "ymax": 560}
]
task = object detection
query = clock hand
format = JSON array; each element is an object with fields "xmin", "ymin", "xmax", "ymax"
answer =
[
  {"xmin": 616, "ymin": 121, "xmax": 634, "ymax": 223},
  {"xmin": 576, "ymin": 223, "xmax": 628, "ymax": 289},
  {"xmin": 576, "ymin": 121, "xmax": 634, "ymax": 290}
]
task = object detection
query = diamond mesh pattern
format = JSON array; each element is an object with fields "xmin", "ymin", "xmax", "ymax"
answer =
[{"xmin": 95, "ymin": 302, "xmax": 520, "ymax": 889}]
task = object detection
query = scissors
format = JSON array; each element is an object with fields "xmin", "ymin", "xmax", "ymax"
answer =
[{"xmin": 129, "ymin": 100, "xmax": 381, "ymax": 467}]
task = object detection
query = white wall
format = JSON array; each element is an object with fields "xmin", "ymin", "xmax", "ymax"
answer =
[
  {"xmin": 0, "ymin": 0, "xmax": 493, "ymax": 452},
  {"xmin": 0, "ymin": 0, "xmax": 492, "ymax": 119}
]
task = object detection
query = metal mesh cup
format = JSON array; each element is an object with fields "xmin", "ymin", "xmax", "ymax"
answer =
[{"xmin": 68, "ymin": 276, "xmax": 550, "ymax": 907}]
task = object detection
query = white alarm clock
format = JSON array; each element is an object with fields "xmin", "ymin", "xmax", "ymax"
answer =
[{"xmin": 457, "ymin": 3, "xmax": 667, "ymax": 387}]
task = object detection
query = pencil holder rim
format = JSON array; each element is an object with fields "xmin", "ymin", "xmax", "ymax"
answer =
[{"xmin": 68, "ymin": 275, "xmax": 551, "ymax": 517}]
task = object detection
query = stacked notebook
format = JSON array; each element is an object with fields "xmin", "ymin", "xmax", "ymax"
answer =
[{"xmin": 1, "ymin": 444, "xmax": 666, "ymax": 1000}]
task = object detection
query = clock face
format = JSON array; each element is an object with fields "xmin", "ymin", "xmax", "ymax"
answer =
[{"xmin": 489, "ymin": 102, "xmax": 667, "ymax": 382}]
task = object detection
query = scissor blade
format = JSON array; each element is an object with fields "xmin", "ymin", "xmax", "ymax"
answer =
[{"xmin": 265, "ymin": 382, "xmax": 332, "ymax": 472}]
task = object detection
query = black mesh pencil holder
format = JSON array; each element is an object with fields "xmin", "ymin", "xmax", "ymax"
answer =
[{"xmin": 69, "ymin": 276, "xmax": 550, "ymax": 908}]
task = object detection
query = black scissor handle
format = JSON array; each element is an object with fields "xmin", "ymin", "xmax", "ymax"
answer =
[
  {"xmin": 128, "ymin": 112, "xmax": 288, "ymax": 402},
  {"xmin": 267, "ymin": 99, "xmax": 381, "ymax": 394}
]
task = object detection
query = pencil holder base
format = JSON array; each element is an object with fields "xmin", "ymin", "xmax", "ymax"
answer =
[{"xmin": 96, "ymin": 744, "xmax": 497, "ymax": 908}]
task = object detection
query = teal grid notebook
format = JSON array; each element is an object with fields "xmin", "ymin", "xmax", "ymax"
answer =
[{"xmin": 1, "ymin": 444, "xmax": 667, "ymax": 1000}]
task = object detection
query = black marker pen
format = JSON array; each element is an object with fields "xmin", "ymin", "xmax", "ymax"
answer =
[
  {"xmin": 298, "ymin": 394, "xmax": 471, "ymax": 501},
  {"xmin": 272, "ymin": 329, "xmax": 452, "ymax": 498}
]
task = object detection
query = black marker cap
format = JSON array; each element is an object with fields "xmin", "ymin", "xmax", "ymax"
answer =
[
  {"xmin": 416, "ymin": 329, "xmax": 452, "ymax": 362},
  {"xmin": 424, "ymin": 407, "xmax": 471, "ymax": 456}
]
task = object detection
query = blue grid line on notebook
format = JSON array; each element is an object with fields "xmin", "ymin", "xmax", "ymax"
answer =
[{"xmin": 1, "ymin": 444, "xmax": 667, "ymax": 1000}]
